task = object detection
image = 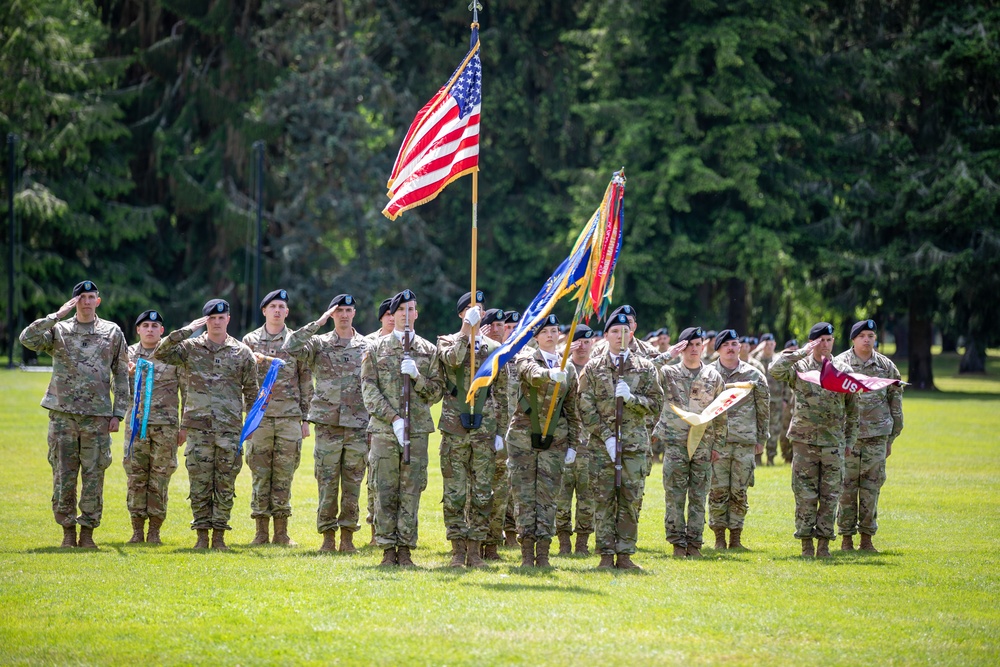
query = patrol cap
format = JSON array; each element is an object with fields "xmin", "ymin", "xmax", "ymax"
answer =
[
  {"xmin": 456, "ymin": 290, "xmax": 485, "ymax": 314},
  {"xmin": 850, "ymin": 319, "xmax": 877, "ymax": 340},
  {"xmin": 135, "ymin": 310, "xmax": 163, "ymax": 328},
  {"xmin": 203, "ymin": 299, "xmax": 230, "ymax": 316},
  {"xmin": 377, "ymin": 298, "xmax": 393, "ymax": 320},
  {"xmin": 760, "ymin": 333, "xmax": 775, "ymax": 342},
  {"xmin": 573, "ymin": 324, "xmax": 594, "ymax": 342},
  {"xmin": 604, "ymin": 312, "xmax": 631, "ymax": 334},
  {"xmin": 504, "ymin": 310, "xmax": 521, "ymax": 324},
  {"xmin": 678, "ymin": 326, "xmax": 704, "ymax": 343},
  {"xmin": 534, "ymin": 314, "xmax": 559, "ymax": 336},
  {"xmin": 715, "ymin": 329, "xmax": 739, "ymax": 349},
  {"xmin": 327, "ymin": 294, "xmax": 356, "ymax": 310},
  {"xmin": 607, "ymin": 304, "xmax": 636, "ymax": 323},
  {"xmin": 482, "ymin": 308, "xmax": 506, "ymax": 326},
  {"xmin": 389, "ymin": 289, "xmax": 416, "ymax": 314},
  {"xmin": 808, "ymin": 322, "xmax": 835, "ymax": 340},
  {"xmin": 784, "ymin": 338, "xmax": 798, "ymax": 349},
  {"xmin": 260, "ymin": 288, "xmax": 290, "ymax": 310},
  {"xmin": 72, "ymin": 280, "xmax": 99, "ymax": 297}
]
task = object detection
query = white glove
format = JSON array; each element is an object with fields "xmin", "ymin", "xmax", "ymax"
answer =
[
  {"xmin": 548, "ymin": 368, "xmax": 567, "ymax": 383},
  {"xmin": 604, "ymin": 436, "xmax": 617, "ymax": 462},
  {"xmin": 464, "ymin": 306, "xmax": 482, "ymax": 327},
  {"xmin": 392, "ymin": 419, "xmax": 406, "ymax": 448},
  {"xmin": 564, "ymin": 448, "xmax": 577, "ymax": 465},
  {"xmin": 615, "ymin": 380, "xmax": 633, "ymax": 402},
  {"xmin": 400, "ymin": 358, "xmax": 418, "ymax": 378},
  {"xmin": 494, "ymin": 435, "xmax": 504, "ymax": 453}
]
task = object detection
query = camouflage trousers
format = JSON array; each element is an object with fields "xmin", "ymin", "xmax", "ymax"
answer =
[
  {"xmin": 246, "ymin": 417, "xmax": 302, "ymax": 518},
  {"xmin": 485, "ymin": 450, "xmax": 510, "ymax": 546},
  {"xmin": 779, "ymin": 401, "xmax": 793, "ymax": 462},
  {"xmin": 592, "ymin": 450, "xmax": 646, "ymax": 555},
  {"xmin": 369, "ymin": 431, "xmax": 429, "ymax": 549},
  {"xmin": 709, "ymin": 442, "xmax": 755, "ymax": 530},
  {"xmin": 791, "ymin": 441, "xmax": 843, "ymax": 540},
  {"xmin": 122, "ymin": 425, "xmax": 179, "ymax": 520},
  {"xmin": 314, "ymin": 424, "xmax": 367, "ymax": 533},
  {"xmin": 365, "ymin": 433, "xmax": 375, "ymax": 527},
  {"xmin": 662, "ymin": 442, "xmax": 712, "ymax": 548},
  {"xmin": 555, "ymin": 451, "xmax": 593, "ymax": 535},
  {"xmin": 185, "ymin": 429, "xmax": 243, "ymax": 531},
  {"xmin": 765, "ymin": 397, "xmax": 783, "ymax": 460},
  {"xmin": 838, "ymin": 435, "xmax": 888, "ymax": 536},
  {"xmin": 48, "ymin": 411, "xmax": 112, "ymax": 529},
  {"xmin": 440, "ymin": 431, "xmax": 496, "ymax": 541},
  {"xmin": 509, "ymin": 442, "xmax": 567, "ymax": 541}
]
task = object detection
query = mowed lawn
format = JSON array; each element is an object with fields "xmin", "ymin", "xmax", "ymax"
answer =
[{"xmin": 1, "ymin": 354, "xmax": 998, "ymax": 666}]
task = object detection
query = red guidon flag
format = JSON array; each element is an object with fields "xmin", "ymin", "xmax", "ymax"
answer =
[{"xmin": 797, "ymin": 358, "xmax": 905, "ymax": 393}]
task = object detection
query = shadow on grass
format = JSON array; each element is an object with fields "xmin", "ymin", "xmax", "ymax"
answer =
[
  {"xmin": 24, "ymin": 543, "xmax": 128, "ymax": 556},
  {"xmin": 907, "ymin": 391, "xmax": 1000, "ymax": 401},
  {"xmin": 466, "ymin": 580, "xmax": 605, "ymax": 595}
]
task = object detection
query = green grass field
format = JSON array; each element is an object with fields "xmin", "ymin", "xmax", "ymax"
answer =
[{"xmin": 1, "ymin": 354, "xmax": 999, "ymax": 665}]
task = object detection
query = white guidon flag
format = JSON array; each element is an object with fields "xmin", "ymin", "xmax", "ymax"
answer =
[{"xmin": 670, "ymin": 382, "xmax": 755, "ymax": 459}]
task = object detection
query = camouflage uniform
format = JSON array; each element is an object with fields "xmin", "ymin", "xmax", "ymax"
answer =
[
  {"xmin": 578, "ymin": 352, "xmax": 663, "ymax": 556},
  {"xmin": 770, "ymin": 349, "xmax": 859, "ymax": 540},
  {"xmin": 20, "ymin": 315, "xmax": 130, "ymax": 529},
  {"xmin": 242, "ymin": 326, "xmax": 312, "ymax": 519},
  {"xmin": 507, "ymin": 349, "xmax": 582, "ymax": 541},
  {"xmin": 834, "ymin": 348, "xmax": 903, "ymax": 537},
  {"xmin": 555, "ymin": 359, "xmax": 594, "ymax": 539},
  {"xmin": 486, "ymin": 364, "xmax": 515, "ymax": 547},
  {"xmin": 778, "ymin": 382, "xmax": 794, "ymax": 462},
  {"xmin": 124, "ymin": 343, "xmax": 184, "ymax": 520},
  {"xmin": 362, "ymin": 329, "xmax": 390, "ymax": 526},
  {"xmin": 752, "ymin": 351, "xmax": 785, "ymax": 462},
  {"xmin": 437, "ymin": 334, "xmax": 501, "ymax": 541},
  {"xmin": 708, "ymin": 359, "xmax": 769, "ymax": 530},
  {"xmin": 285, "ymin": 323, "xmax": 369, "ymax": 534},
  {"xmin": 154, "ymin": 325, "xmax": 258, "ymax": 531},
  {"xmin": 591, "ymin": 337, "xmax": 659, "ymax": 472},
  {"xmin": 361, "ymin": 331, "xmax": 442, "ymax": 549},
  {"xmin": 654, "ymin": 361, "xmax": 726, "ymax": 550}
]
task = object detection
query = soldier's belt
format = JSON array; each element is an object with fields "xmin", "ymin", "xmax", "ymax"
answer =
[
  {"xmin": 448, "ymin": 361, "xmax": 490, "ymax": 431},
  {"xmin": 520, "ymin": 386, "xmax": 565, "ymax": 451}
]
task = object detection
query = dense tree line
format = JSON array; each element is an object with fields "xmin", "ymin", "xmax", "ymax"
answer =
[{"xmin": 2, "ymin": 0, "xmax": 997, "ymax": 387}]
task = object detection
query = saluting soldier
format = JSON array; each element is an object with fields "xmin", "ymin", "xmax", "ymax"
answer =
[
  {"xmin": 507, "ymin": 314, "xmax": 583, "ymax": 567},
  {"xmin": 776, "ymin": 338, "xmax": 798, "ymax": 463},
  {"xmin": 242, "ymin": 289, "xmax": 313, "ymax": 547},
  {"xmin": 366, "ymin": 298, "xmax": 395, "ymax": 343},
  {"xmin": 500, "ymin": 309, "xmax": 522, "ymax": 547},
  {"xmin": 20, "ymin": 280, "xmax": 130, "ymax": 549},
  {"xmin": 770, "ymin": 322, "xmax": 859, "ymax": 558},
  {"xmin": 154, "ymin": 299, "xmax": 258, "ymax": 551},
  {"xmin": 360, "ymin": 289, "xmax": 443, "ymax": 567},
  {"xmin": 362, "ymin": 297, "xmax": 394, "ymax": 542},
  {"xmin": 284, "ymin": 293, "xmax": 370, "ymax": 552},
  {"xmin": 437, "ymin": 291, "xmax": 503, "ymax": 567},
  {"xmin": 480, "ymin": 307, "xmax": 512, "ymax": 560},
  {"xmin": 708, "ymin": 329, "xmax": 769, "ymax": 550},
  {"xmin": 124, "ymin": 309, "xmax": 186, "ymax": 545},
  {"xmin": 579, "ymin": 314, "xmax": 663, "ymax": 569},
  {"xmin": 750, "ymin": 333, "xmax": 784, "ymax": 466},
  {"xmin": 835, "ymin": 319, "xmax": 903, "ymax": 553}
]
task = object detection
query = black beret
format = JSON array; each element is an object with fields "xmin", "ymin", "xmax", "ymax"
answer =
[
  {"xmin": 658, "ymin": 327, "xmax": 670, "ymax": 336},
  {"xmin": 607, "ymin": 304, "xmax": 636, "ymax": 322},
  {"xmin": 715, "ymin": 329, "xmax": 739, "ymax": 349},
  {"xmin": 482, "ymin": 308, "xmax": 506, "ymax": 326},
  {"xmin": 572, "ymin": 324, "xmax": 594, "ymax": 342},
  {"xmin": 504, "ymin": 310, "xmax": 521, "ymax": 324},
  {"xmin": 260, "ymin": 288, "xmax": 289, "ymax": 310},
  {"xmin": 377, "ymin": 298, "xmax": 393, "ymax": 320},
  {"xmin": 644, "ymin": 330, "xmax": 659, "ymax": 341},
  {"xmin": 203, "ymin": 299, "xmax": 230, "ymax": 316},
  {"xmin": 760, "ymin": 333, "xmax": 775, "ymax": 342},
  {"xmin": 678, "ymin": 326, "xmax": 704, "ymax": 343},
  {"xmin": 534, "ymin": 314, "xmax": 559, "ymax": 336},
  {"xmin": 784, "ymin": 338, "xmax": 798, "ymax": 350},
  {"xmin": 749, "ymin": 336, "xmax": 759, "ymax": 345},
  {"xmin": 72, "ymin": 280, "xmax": 98, "ymax": 297},
  {"xmin": 389, "ymin": 289, "xmax": 416, "ymax": 314},
  {"xmin": 456, "ymin": 290, "xmax": 485, "ymax": 314},
  {"xmin": 739, "ymin": 335, "xmax": 752, "ymax": 344},
  {"xmin": 558, "ymin": 324, "xmax": 570, "ymax": 334},
  {"xmin": 705, "ymin": 330, "xmax": 718, "ymax": 340},
  {"xmin": 604, "ymin": 312, "xmax": 631, "ymax": 334},
  {"xmin": 135, "ymin": 310, "xmax": 163, "ymax": 327},
  {"xmin": 808, "ymin": 322, "xmax": 835, "ymax": 341},
  {"xmin": 850, "ymin": 319, "xmax": 877, "ymax": 340},
  {"xmin": 327, "ymin": 294, "xmax": 356, "ymax": 310}
]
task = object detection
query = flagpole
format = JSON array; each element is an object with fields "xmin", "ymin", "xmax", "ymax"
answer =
[
  {"xmin": 541, "ymin": 298, "xmax": 585, "ymax": 437},
  {"xmin": 468, "ymin": 1, "xmax": 482, "ymax": 386}
]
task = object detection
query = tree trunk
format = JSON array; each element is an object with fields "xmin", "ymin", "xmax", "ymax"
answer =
[
  {"xmin": 959, "ymin": 335, "xmax": 986, "ymax": 374},
  {"xmin": 940, "ymin": 331, "xmax": 957, "ymax": 353},
  {"xmin": 907, "ymin": 309, "xmax": 936, "ymax": 389},
  {"xmin": 726, "ymin": 277, "xmax": 748, "ymax": 335},
  {"xmin": 892, "ymin": 316, "xmax": 908, "ymax": 359}
]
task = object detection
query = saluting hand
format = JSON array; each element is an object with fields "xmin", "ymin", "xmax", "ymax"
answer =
[
  {"xmin": 188, "ymin": 316, "xmax": 209, "ymax": 330},
  {"xmin": 54, "ymin": 297, "xmax": 79, "ymax": 319},
  {"xmin": 316, "ymin": 305, "xmax": 338, "ymax": 327}
]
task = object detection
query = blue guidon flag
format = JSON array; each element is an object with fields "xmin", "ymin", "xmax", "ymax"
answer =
[{"xmin": 240, "ymin": 358, "xmax": 285, "ymax": 453}]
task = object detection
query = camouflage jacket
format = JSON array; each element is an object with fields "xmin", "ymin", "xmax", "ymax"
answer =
[
  {"xmin": 710, "ymin": 359, "xmax": 770, "ymax": 445},
  {"xmin": 743, "ymin": 355, "xmax": 767, "ymax": 376},
  {"xmin": 507, "ymin": 349, "xmax": 582, "ymax": 449},
  {"xmin": 769, "ymin": 348, "xmax": 859, "ymax": 449},
  {"xmin": 578, "ymin": 351, "xmax": 663, "ymax": 453},
  {"xmin": 752, "ymin": 351, "xmax": 787, "ymax": 407},
  {"xmin": 437, "ymin": 333, "xmax": 501, "ymax": 436},
  {"xmin": 127, "ymin": 343, "xmax": 185, "ymax": 426},
  {"xmin": 590, "ymin": 336, "xmax": 657, "ymax": 361},
  {"xmin": 283, "ymin": 323, "xmax": 369, "ymax": 428},
  {"xmin": 20, "ymin": 315, "xmax": 130, "ymax": 418},
  {"xmin": 242, "ymin": 325, "xmax": 312, "ymax": 419},
  {"xmin": 653, "ymin": 361, "xmax": 727, "ymax": 449},
  {"xmin": 361, "ymin": 330, "xmax": 443, "ymax": 435},
  {"xmin": 834, "ymin": 348, "xmax": 904, "ymax": 441},
  {"xmin": 154, "ymin": 326, "xmax": 258, "ymax": 433}
]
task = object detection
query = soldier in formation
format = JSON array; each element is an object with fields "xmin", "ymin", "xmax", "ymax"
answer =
[
  {"xmin": 750, "ymin": 333, "xmax": 784, "ymax": 466},
  {"xmin": 480, "ymin": 307, "xmax": 512, "ymax": 560}
]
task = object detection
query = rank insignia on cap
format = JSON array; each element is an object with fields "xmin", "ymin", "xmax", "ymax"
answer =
[
  {"xmin": 403, "ymin": 290, "xmax": 412, "ymax": 299},
  {"xmin": 496, "ymin": 309, "xmax": 505, "ymax": 319},
  {"xmin": 84, "ymin": 281, "xmax": 93, "ymax": 290},
  {"xmin": 475, "ymin": 291, "xmax": 483, "ymax": 302},
  {"xmin": 280, "ymin": 290, "xmax": 287, "ymax": 300},
  {"xmin": 826, "ymin": 324, "xmax": 834, "ymax": 334},
  {"xmin": 546, "ymin": 315, "xmax": 557, "ymax": 325},
  {"xmin": 696, "ymin": 328, "xmax": 704, "ymax": 337},
  {"xmin": 217, "ymin": 303, "xmax": 225, "ymax": 313},
  {"xmin": 150, "ymin": 312, "xmax": 157, "ymax": 321},
  {"xmin": 868, "ymin": 320, "xmax": 875, "ymax": 328},
  {"xmin": 616, "ymin": 314, "xmax": 628, "ymax": 324},
  {"xmin": 623, "ymin": 306, "xmax": 633, "ymax": 315},
  {"xmin": 345, "ymin": 296, "xmax": 353, "ymax": 305},
  {"xmin": 511, "ymin": 313, "xmax": 520, "ymax": 322}
]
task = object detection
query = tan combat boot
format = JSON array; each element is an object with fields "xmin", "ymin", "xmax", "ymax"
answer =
[
  {"xmin": 816, "ymin": 538, "xmax": 831, "ymax": 558},
  {"xmin": 466, "ymin": 540, "xmax": 486, "ymax": 568},
  {"xmin": 519, "ymin": 537, "xmax": 535, "ymax": 567},
  {"xmin": 339, "ymin": 529, "xmax": 356, "ymax": 553},
  {"xmin": 615, "ymin": 553, "xmax": 642, "ymax": 570},
  {"xmin": 272, "ymin": 517, "xmax": 297, "ymax": 546},
  {"xmin": 597, "ymin": 553, "xmax": 615, "ymax": 568},
  {"xmin": 211, "ymin": 529, "xmax": 229, "ymax": 551},
  {"xmin": 146, "ymin": 517, "xmax": 164, "ymax": 545},
  {"xmin": 449, "ymin": 539, "xmax": 467, "ymax": 568},
  {"xmin": 396, "ymin": 546, "xmax": 415, "ymax": 567},
  {"xmin": 504, "ymin": 531, "xmax": 518, "ymax": 548},
  {"xmin": 482, "ymin": 543, "xmax": 501, "ymax": 561},
  {"xmin": 250, "ymin": 517, "xmax": 269, "ymax": 545},
  {"xmin": 686, "ymin": 544, "xmax": 703, "ymax": 559},
  {"xmin": 535, "ymin": 538, "xmax": 552, "ymax": 567},
  {"xmin": 77, "ymin": 527, "xmax": 98, "ymax": 549},
  {"xmin": 574, "ymin": 533, "xmax": 591, "ymax": 556},
  {"xmin": 672, "ymin": 544, "xmax": 687, "ymax": 559},
  {"xmin": 712, "ymin": 526, "xmax": 727, "ymax": 550},
  {"xmin": 728, "ymin": 528, "xmax": 745, "ymax": 550},
  {"xmin": 841, "ymin": 535, "xmax": 855, "ymax": 551},
  {"xmin": 801, "ymin": 537, "xmax": 815, "ymax": 557},
  {"xmin": 319, "ymin": 530, "xmax": 337, "ymax": 552},
  {"xmin": 557, "ymin": 531, "xmax": 572, "ymax": 555},
  {"xmin": 60, "ymin": 525, "xmax": 76, "ymax": 548},
  {"xmin": 127, "ymin": 517, "xmax": 145, "ymax": 544},
  {"xmin": 194, "ymin": 529, "xmax": 210, "ymax": 549},
  {"xmin": 379, "ymin": 547, "xmax": 398, "ymax": 566},
  {"xmin": 859, "ymin": 534, "xmax": 878, "ymax": 553}
]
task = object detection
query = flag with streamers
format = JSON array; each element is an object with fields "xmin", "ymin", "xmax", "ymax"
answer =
[
  {"xmin": 127, "ymin": 358, "xmax": 155, "ymax": 459},
  {"xmin": 797, "ymin": 358, "xmax": 907, "ymax": 393},
  {"xmin": 240, "ymin": 358, "xmax": 285, "ymax": 453}
]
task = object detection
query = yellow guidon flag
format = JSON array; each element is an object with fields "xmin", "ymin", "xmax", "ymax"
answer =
[{"xmin": 670, "ymin": 382, "xmax": 754, "ymax": 459}]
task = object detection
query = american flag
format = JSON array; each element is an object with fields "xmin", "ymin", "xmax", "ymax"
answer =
[{"xmin": 383, "ymin": 30, "xmax": 482, "ymax": 220}]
